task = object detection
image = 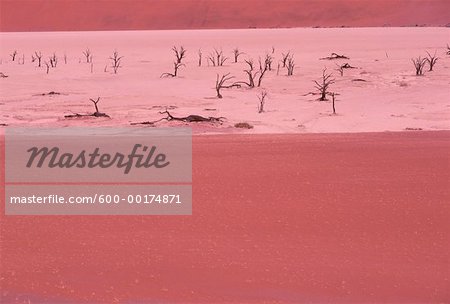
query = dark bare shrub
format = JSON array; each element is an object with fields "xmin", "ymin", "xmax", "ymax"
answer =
[
  {"xmin": 425, "ymin": 51, "xmax": 438, "ymax": 71},
  {"xmin": 233, "ymin": 48, "xmax": 244, "ymax": 63},
  {"xmin": 257, "ymin": 90, "xmax": 268, "ymax": 113},
  {"xmin": 215, "ymin": 73, "xmax": 235, "ymax": 98},
  {"xmin": 257, "ymin": 57, "xmax": 270, "ymax": 87},
  {"xmin": 33, "ymin": 51, "xmax": 43, "ymax": 67},
  {"xmin": 234, "ymin": 122, "xmax": 253, "ymax": 129},
  {"xmin": 286, "ymin": 55, "xmax": 295, "ymax": 76},
  {"xmin": 208, "ymin": 49, "xmax": 228, "ymax": 66},
  {"xmin": 172, "ymin": 46, "xmax": 186, "ymax": 64},
  {"xmin": 281, "ymin": 51, "xmax": 290, "ymax": 68},
  {"xmin": 10, "ymin": 50, "xmax": 18, "ymax": 61},
  {"xmin": 161, "ymin": 62, "xmax": 185, "ymax": 78},
  {"xmin": 109, "ymin": 50, "xmax": 123, "ymax": 74},
  {"xmin": 412, "ymin": 56, "xmax": 426, "ymax": 76},
  {"xmin": 49, "ymin": 53, "xmax": 58, "ymax": 67},
  {"xmin": 83, "ymin": 48, "xmax": 92, "ymax": 63},
  {"xmin": 314, "ymin": 68, "xmax": 335, "ymax": 101}
]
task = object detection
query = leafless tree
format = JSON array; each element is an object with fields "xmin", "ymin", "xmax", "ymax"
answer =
[
  {"xmin": 161, "ymin": 62, "xmax": 185, "ymax": 77},
  {"xmin": 90, "ymin": 97, "xmax": 105, "ymax": 116},
  {"xmin": 64, "ymin": 53, "xmax": 67, "ymax": 64},
  {"xmin": 412, "ymin": 56, "xmax": 426, "ymax": 76},
  {"xmin": 198, "ymin": 49, "xmax": 202, "ymax": 66},
  {"xmin": 425, "ymin": 51, "xmax": 438, "ymax": 71},
  {"xmin": 44, "ymin": 61, "xmax": 50, "ymax": 74},
  {"xmin": 314, "ymin": 68, "xmax": 335, "ymax": 101},
  {"xmin": 208, "ymin": 49, "xmax": 228, "ymax": 66},
  {"xmin": 257, "ymin": 90, "xmax": 268, "ymax": 113},
  {"xmin": 65, "ymin": 97, "xmax": 110, "ymax": 118},
  {"xmin": 330, "ymin": 92, "xmax": 337, "ymax": 114},
  {"xmin": 234, "ymin": 59, "xmax": 259, "ymax": 88},
  {"xmin": 172, "ymin": 46, "xmax": 186, "ymax": 64},
  {"xmin": 49, "ymin": 53, "xmax": 58, "ymax": 67},
  {"xmin": 281, "ymin": 51, "xmax": 290, "ymax": 67},
  {"xmin": 257, "ymin": 57, "xmax": 270, "ymax": 87},
  {"xmin": 83, "ymin": 48, "xmax": 92, "ymax": 63},
  {"xmin": 264, "ymin": 53, "xmax": 274, "ymax": 71},
  {"xmin": 286, "ymin": 55, "xmax": 295, "ymax": 76},
  {"xmin": 233, "ymin": 48, "xmax": 244, "ymax": 63},
  {"xmin": 109, "ymin": 50, "xmax": 123, "ymax": 74},
  {"xmin": 447, "ymin": 44, "xmax": 450, "ymax": 55},
  {"xmin": 33, "ymin": 51, "xmax": 43, "ymax": 67},
  {"xmin": 215, "ymin": 73, "xmax": 235, "ymax": 98},
  {"xmin": 10, "ymin": 50, "xmax": 18, "ymax": 61}
]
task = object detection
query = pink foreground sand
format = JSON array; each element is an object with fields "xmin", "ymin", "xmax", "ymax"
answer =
[{"xmin": 1, "ymin": 131, "xmax": 449, "ymax": 303}]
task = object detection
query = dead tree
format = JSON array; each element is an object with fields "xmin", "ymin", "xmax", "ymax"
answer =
[
  {"xmin": 32, "ymin": 51, "xmax": 43, "ymax": 67},
  {"xmin": 83, "ymin": 48, "xmax": 92, "ymax": 63},
  {"xmin": 257, "ymin": 57, "xmax": 269, "ymax": 87},
  {"xmin": 425, "ymin": 51, "xmax": 438, "ymax": 71},
  {"xmin": 131, "ymin": 110, "xmax": 225, "ymax": 125},
  {"xmin": 10, "ymin": 50, "xmax": 18, "ymax": 61},
  {"xmin": 447, "ymin": 44, "xmax": 450, "ymax": 55},
  {"xmin": 109, "ymin": 50, "xmax": 123, "ymax": 74},
  {"xmin": 264, "ymin": 53, "xmax": 274, "ymax": 71},
  {"xmin": 65, "ymin": 97, "xmax": 110, "ymax": 118},
  {"xmin": 161, "ymin": 62, "xmax": 184, "ymax": 77},
  {"xmin": 64, "ymin": 53, "xmax": 67, "ymax": 64},
  {"xmin": 320, "ymin": 53, "xmax": 349, "ymax": 60},
  {"xmin": 198, "ymin": 49, "xmax": 202, "ymax": 66},
  {"xmin": 208, "ymin": 49, "xmax": 228, "ymax": 66},
  {"xmin": 44, "ymin": 61, "xmax": 50, "ymax": 74},
  {"xmin": 233, "ymin": 48, "xmax": 244, "ymax": 63},
  {"xmin": 286, "ymin": 55, "xmax": 295, "ymax": 76},
  {"xmin": 330, "ymin": 92, "xmax": 337, "ymax": 114},
  {"xmin": 281, "ymin": 51, "xmax": 291, "ymax": 68},
  {"xmin": 172, "ymin": 46, "xmax": 186, "ymax": 64},
  {"xmin": 233, "ymin": 59, "xmax": 259, "ymax": 88},
  {"xmin": 314, "ymin": 68, "xmax": 335, "ymax": 101},
  {"xmin": 90, "ymin": 97, "xmax": 107, "ymax": 116},
  {"xmin": 257, "ymin": 90, "xmax": 268, "ymax": 113},
  {"xmin": 412, "ymin": 56, "xmax": 426, "ymax": 76},
  {"xmin": 215, "ymin": 73, "xmax": 235, "ymax": 98},
  {"xmin": 336, "ymin": 62, "xmax": 356, "ymax": 76},
  {"xmin": 49, "ymin": 53, "xmax": 58, "ymax": 67}
]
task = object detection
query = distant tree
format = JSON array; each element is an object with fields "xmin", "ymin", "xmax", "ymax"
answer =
[
  {"xmin": 172, "ymin": 46, "xmax": 186, "ymax": 64},
  {"xmin": 215, "ymin": 73, "xmax": 234, "ymax": 98},
  {"xmin": 286, "ymin": 55, "xmax": 295, "ymax": 76},
  {"xmin": 314, "ymin": 68, "xmax": 335, "ymax": 101},
  {"xmin": 10, "ymin": 50, "xmax": 18, "ymax": 61},
  {"xmin": 161, "ymin": 62, "xmax": 185, "ymax": 78},
  {"xmin": 412, "ymin": 56, "xmax": 426, "ymax": 75},
  {"xmin": 109, "ymin": 50, "xmax": 123, "ymax": 74},
  {"xmin": 425, "ymin": 51, "xmax": 438, "ymax": 71},
  {"xmin": 257, "ymin": 90, "xmax": 268, "ymax": 113},
  {"xmin": 233, "ymin": 48, "xmax": 244, "ymax": 63},
  {"xmin": 83, "ymin": 48, "xmax": 92, "ymax": 63}
]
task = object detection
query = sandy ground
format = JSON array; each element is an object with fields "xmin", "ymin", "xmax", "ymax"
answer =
[
  {"xmin": 0, "ymin": 27, "xmax": 449, "ymax": 134},
  {"xmin": 0, "ymin": 131, "xmax": 449, "ymax": 303}
]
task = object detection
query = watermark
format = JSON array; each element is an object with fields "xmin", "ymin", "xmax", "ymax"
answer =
[{"xmin": 5, "ymin": 128, "xmax": 192, "ymax": 215}]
